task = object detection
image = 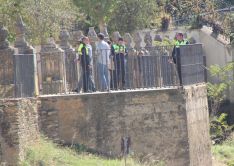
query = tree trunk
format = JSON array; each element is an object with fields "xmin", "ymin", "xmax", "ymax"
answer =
[{"xmin": 98, "ymin": 18, "xmax": 105, "ymax": 33}]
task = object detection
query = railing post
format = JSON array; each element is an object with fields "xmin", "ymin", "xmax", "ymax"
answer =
[
  {"xmin": 0, "ymin": 25, "xmax": 15, "ymax": 98},
  {"xmin": 39, "ymin": 37, "xmax": 66, "ymax": 95},
  {"xmin": 14, "ymin": 16, "xmax": 38, "ymax": 97},
  {"xmin": 59, "ymin": 29, "xmax": 77, "ymax": 92},
  {"xmin": 179, "ymin": 44, "xmax": 204, "ymax": 86}
]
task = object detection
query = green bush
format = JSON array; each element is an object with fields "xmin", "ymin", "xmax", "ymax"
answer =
[
  {"xmin": 153, "ymin": 38, "xmax": 174, "ymax": 46},
  {"xmin": 227, "ymin": 160, "xmax": 234, "ymax": 166},
  {"xmin": 210, "ymin": 113, "xmax": 234, "ymax": 144},
  {"xmin": 207, "ymin": 63, "xmax": 234, "ymax": 115}
]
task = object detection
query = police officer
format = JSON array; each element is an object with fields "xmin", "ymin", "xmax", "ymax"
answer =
[
  {"xmin": 112, "ymin": 37, "xmax": 127, "ymax": 90},
  {"xmin": 171, "ymin": 33, "xmax": 189, "ymax": 85},
  {"xmin": 77, "ymin": 36, "xmax": 95, "ymax": 93}
]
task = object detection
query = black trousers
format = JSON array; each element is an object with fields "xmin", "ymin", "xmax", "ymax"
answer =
[
  {"xmin": 172, "ymin": 48, "xmax": 183, "ymax": 85},
  {"xmin": 113, "ymin": 54, "xmax": 125, "ymax": 89},
  {"xmin": 82, "ymin": 65, "xmax": 95, "ymax": 92}
]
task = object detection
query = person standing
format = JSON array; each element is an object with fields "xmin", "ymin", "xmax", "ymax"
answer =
[
  {"xmin": 73, "ymin": 39, "xmax": 83, "ymax": 93},
  {"xmin": 172, "ymin": 33, "xmax": 189, "ymax": 63},
  {"xmin": 107, "ymin": 39, "xmax": 115, "ymax": 90},
  {"xmin": 171, "ymin": 33, "xmax": 189, "ymax": 85},
  {"xmin": 96, "ymin": 33, "xmax": 110, "ymax": 91},
  {"xmin": 77, "ymin": 36, "xmax": 95, "ymax": 93},
  {"xmin": 113, "ymin": 37, "xmax": 127, "ymax": 89}
]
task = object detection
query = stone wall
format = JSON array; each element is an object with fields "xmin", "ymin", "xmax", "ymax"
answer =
[
  {"xmin": 39, "ymin": 39, "xmax": 66, "ymax": 95},
  {"xmin": 0, "ymin": 23, "xmax": 38, "ymax": 98},
  {"xmin": 0, "ymin": 98, "xmax": 39, "ymax": 165},
  {"xmin": 39, "ymin": 84, "xmax": 211, "ymax": 166},
  {"xmin": 0, "ymin": 25, "xmax": 15, "ymax": 98},
  {"xmin": 198, "ymin": 27, "xmax": 234, "ymax": 103},
  {"xmin": 185, "ymin": 85, "xmax": 212, "ymax": 166}
]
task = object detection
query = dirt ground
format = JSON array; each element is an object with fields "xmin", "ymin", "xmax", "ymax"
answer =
[{"xmin": 212, "ymin": 157, "xmax": 227, "ymax": 166}]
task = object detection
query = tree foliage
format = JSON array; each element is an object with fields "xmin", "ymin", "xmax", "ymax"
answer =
[
  {"xmin": 23, "ymin": 0, "xmax": 79, "ymax": 44},
  {"xmin": 73, "ymin": 0, "xmax": 118, "ymax": 32},
  {"xmin": 0, "ymin": 0, "xmax": 79, "ymax": 44},
  {"xmin": 109, "ymin": 0, "xmax": 158, "ymax": 33},
  {"xmin": 210, "ymin": 113, "xmax": 234, "ymax": 144},
  {"xmin": 73, "ymin": 0, "xmax": 159, "ymax": 34},
  {"xmin": 163, "ymin": 0, "xmax": 214, "ymax": 18},
  {"xmin": 1, "ymin": 0, "xmax": 233, "ymax": 43},
  {"xmin": 207, "ymin": 62, "xmax": 234, "ymax": 115}
]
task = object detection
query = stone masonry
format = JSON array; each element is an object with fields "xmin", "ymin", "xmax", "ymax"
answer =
[
  {"xmin": 59, "ymin": 29, "xmax": 78, "ymax": 91},
  {"xmin": 0, "ymin": 22, "xmax": 38, "ymax": 98},
  {"xmin": 0, "ymin": 98, "xmax": 39, "ymax": 165},
  {"xmin": 14, "ymin": 16, "xmax": 34, "ymax": 55},
  {"xmin": 14, "ymin": 16, "xmax": 38, "ymax": 97},
  {"xmin": 39, "ymin": 38, "xmax": 66, "ymax": 94},
  {"xmin": 185, "ymin": 85, "xmax": 212, "ymax": 166},
  {"xmin": 39, "ymin": 84, "xmax": 212, "ymax": 166},
  {"xmin": 0, "ymin": 25, "xmax": 15, "ymax": 98}
]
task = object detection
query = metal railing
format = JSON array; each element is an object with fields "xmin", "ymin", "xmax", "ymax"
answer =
[
  {"xmin": 37, "ymin": 51, "xmax": 67, "ymax": 95},
  {"xmin": 78, "ymin": 44, "xmax": 205, "ymax": 94},
  {"xmin": 75, "ymin": 45, "xmax": 180, "ymax": 93},
  {"xmin": 0, "ymin": 54, "xmax": 37, "ymax": 98},
  {"xmin": 0, "ymin": 44, "xmax": 206, "ymax": 98},
  {"xmin": 14, "ymin": 54, "xmax": 37, "ymax": 97},
  {"xmin": 179, "ymin": 44, "xmax": 205, "ymax": 85}
]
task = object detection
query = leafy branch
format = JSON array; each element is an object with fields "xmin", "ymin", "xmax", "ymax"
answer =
[{"xmin": 207, "ymin": 62, "xmax": 234, "ymax": 115}]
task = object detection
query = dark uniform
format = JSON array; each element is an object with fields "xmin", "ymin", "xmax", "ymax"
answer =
[
  {"xmin": 172, "ymin": 39, "xmax": 189, "ymax": 85},
  {"xmin": 112, "ymin": 44, "xmax": 127, "ymax": 89},
  {"xmin": 78, "ymin": 43, "xmax": 95, "ymax": 92}
]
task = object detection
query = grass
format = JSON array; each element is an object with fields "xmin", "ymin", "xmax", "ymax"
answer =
[
  {"xmin": 212, "ymin": 134, "xmax": 234, "ymax": 166},
  {"xmin": 21, "ymin": 137, "xmax": 164, "ymax": 166}
]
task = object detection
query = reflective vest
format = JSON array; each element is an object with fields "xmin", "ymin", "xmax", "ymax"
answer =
[
  {"xmin": 112, "ymin": 44, "xmax": 126, "ymax": 54},
  {"xmin": 77, "ymin": 43, "xmax": 88, "ymax": 55},
  {"xmin": 119, "ymin": 45, "xmax": 126, "ymax": 53},
  {"xmin": 175, "ymin": 40, "xmax": 188, "ymax": 48},
  {"xmin": 112, "ymin": 44, "xmax": 119, "ymax": 53}
]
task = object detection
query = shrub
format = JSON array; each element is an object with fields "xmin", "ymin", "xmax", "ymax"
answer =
[{"xmin": 210, "ymin": 113, "xmax": 234, "ymax": 144}]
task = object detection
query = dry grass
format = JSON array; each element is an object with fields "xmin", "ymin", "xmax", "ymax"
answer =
[{"xmin": 20, "ymin": 137, "xmax": 164, "ymax": 166}]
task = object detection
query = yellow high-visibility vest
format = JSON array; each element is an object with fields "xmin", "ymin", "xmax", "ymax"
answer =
[
  {"xmin": 175, "ymin": 40, "xmax": 188, "ymax": 48},
  {"xmin": 77, "ymin": 43, "xmax": 88, "ymax": 55},
  {"xmin": 113, "ymin": 44, "xmax": 126, "ymax": 54}
]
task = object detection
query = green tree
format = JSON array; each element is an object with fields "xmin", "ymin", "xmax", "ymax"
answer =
[
  {"xmin": 164, "ymin": 0, "xmax": 211, "ymax": 17},
  {"xmin": 73, "ymin": 0, "xmax": 159, "ymax": 33},
  {"xmin": 207, "ymin": 62, "xmax": 234, "ymax": 115},
  {"xmin": 72, "ymin": 0, "xmax": 118, "ymax": 32},
  {"xmin": 22, "ymin": 0, "xmax": 79, "ymax": 44},
  {"xmin": 0, "ymin": 0, "xmax": 79, "ymax": 44},
  {"xmin": 0, "ymin": 0, "xmax": 23, "ymax": 34},
  {"xmin": 108, "ymin": 0, "xmax": 158, "ymax": 33},
  {"xmin": 210, "ymin": 113, "xmax": 234, "ymax": 143}
]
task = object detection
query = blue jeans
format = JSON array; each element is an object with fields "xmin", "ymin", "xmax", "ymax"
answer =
[{"xmin": 97, "ymin": 63, "xmax": 109, "ymax": 91}]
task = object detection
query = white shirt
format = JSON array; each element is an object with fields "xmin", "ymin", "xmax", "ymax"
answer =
[
  {"xmin": 96, "ymin": 40, "xmax": 110, "ymax": 65},
  {"xmin": 87, "ymin": 44, "xmax": 93, "ymax": 65}
]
